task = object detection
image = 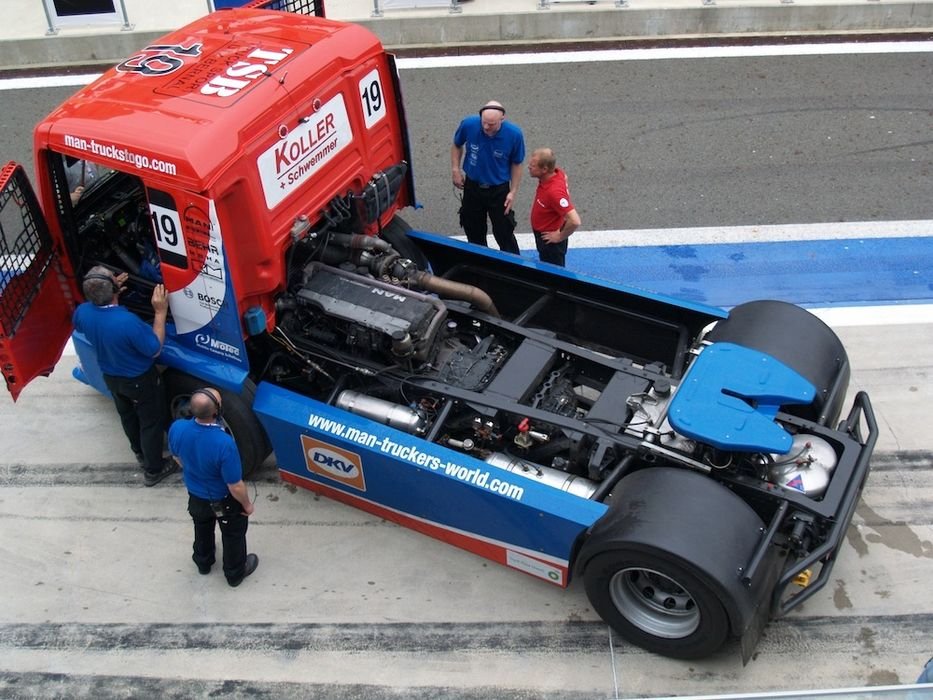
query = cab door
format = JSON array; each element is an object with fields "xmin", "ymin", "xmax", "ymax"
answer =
[{"xmin": 0, "ymin": 163, "xmax": 75, "ymax": 400}]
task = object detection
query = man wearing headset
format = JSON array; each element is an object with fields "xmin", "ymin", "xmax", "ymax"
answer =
[
  {"xmin": 169, "ymin": 388, "xmax": 258, "ymax": 586},
  {"xmin": 451, "ymin": 100, "xmax": 525, "ymax": 254},
  {"xmin": 73, "ymin": 265, "xmax": 176, "ymax": 487}
]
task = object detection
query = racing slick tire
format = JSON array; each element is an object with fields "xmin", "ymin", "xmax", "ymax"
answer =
[
  {"xmin": 164, "ymin": 370, "xmax": 271, "ymax": 479},
  {"xmin": 579, "ymin": 467, "xmax": 766, "ymax": 659},
  {"xmin": 380, "ymin": 215, "xmax": 429, "ymax": 271},
  {"xmin": 706, "ymin": 299, "xmax": 849, "ymax": 425}
]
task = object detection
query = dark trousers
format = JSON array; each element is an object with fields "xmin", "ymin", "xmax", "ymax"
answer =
[
  {"xmin": 461, "ymin": 179, "xmax": 519, "ymax": 254},
  {"xmin": 188, "ymin": 493, "xmax": 249, "ymax": 583},
  {"xmin": 103, "ymin": 366, "xmax": 166, "ymax": 474},
  {"xmin": 533, "ymin": 230, "xmax": 569, "ymax": 267}
]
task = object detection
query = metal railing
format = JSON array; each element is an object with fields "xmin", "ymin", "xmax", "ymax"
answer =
[
  {"xmin": 41, "ymin": 0, "xmax": 133, "ymax": 35},
  {"xmin": 371, "ymin": 0, "xmax": 462, "ymax": 17},
  {"xmin": 538, "ymin": 0, "xmax": 628, "ymax": 8}
]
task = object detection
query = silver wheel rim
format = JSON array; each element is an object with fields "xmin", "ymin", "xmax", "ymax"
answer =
[{"xmin": 609, "ymin": 566, "xmax": 699, "ymax": 638}]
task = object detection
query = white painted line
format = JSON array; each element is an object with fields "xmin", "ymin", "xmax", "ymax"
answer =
[
  {"xmin": 0, "ymin": 73, "xmax": 102, "ymax": 91},
  {"xmin": 397, "ymin": 41, "xmax": 933, "ymax": 70},
  {"xmin": 3, "ymin": 41, "xmax": 932, "ymax": 91},
  {"xmin": 809, "ymin": 303, "xmax": 933, "ymax": 327}
]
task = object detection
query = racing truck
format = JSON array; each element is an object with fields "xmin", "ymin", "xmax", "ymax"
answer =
[{"xmin": 0, "ymin": 0, "xmax": 876, "ymax": 661}]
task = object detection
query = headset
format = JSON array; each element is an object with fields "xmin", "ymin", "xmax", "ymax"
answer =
[
  {"xmin": 83, "ymin": 273, "xmax": 120, "ymax": 294},
  {"xmin": 478, "ymin": 103, "xmax": 505, "ymax": 116},
  {"xmin": 192, "ymin": 388, "xmax": 223, "ymax": 419}
]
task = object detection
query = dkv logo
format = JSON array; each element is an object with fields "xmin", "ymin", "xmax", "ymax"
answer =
[{"xmin": 300, "ymin": 436, "xmax": 366, "ymax": 492}]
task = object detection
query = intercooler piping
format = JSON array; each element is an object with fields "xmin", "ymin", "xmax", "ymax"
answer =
[
  {"xmin": 409, "ymin": 270, "xmax": 500, "ymax": 318},
  {"xmin": 328, "ymin": 232, "xmax": 393, "ymax": 254}
]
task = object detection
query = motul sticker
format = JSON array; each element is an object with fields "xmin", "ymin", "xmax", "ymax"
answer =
[
  {"xmin": 258, "ymin": 94, "xmax": 353, "ymax": 209},
  {"xmin": 301, "ymin": 435, "xmax": 367, "ymax": 492}
]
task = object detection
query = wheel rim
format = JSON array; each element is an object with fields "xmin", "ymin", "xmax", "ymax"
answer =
[{"xmin": 609, "ymin": 566, "xmax": 700, "ymax": 639}]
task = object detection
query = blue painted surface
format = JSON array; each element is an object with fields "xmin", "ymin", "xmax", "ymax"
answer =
[{"xmin": 554, "ymin": 236, "xmax": 933, "ymax": 308}]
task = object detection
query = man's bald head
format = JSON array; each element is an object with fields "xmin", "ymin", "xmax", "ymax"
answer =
[
  {"xmin": 190, "ymin": 388, "xmax": 221, "ymax": 421},
  {"xmin": 479, "ymin": 101, "xmax": 506, "ymax": 137}
]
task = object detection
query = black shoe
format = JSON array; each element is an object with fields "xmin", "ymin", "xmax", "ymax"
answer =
[
  {"xmin": 144, "ymin": 459, "xmax": 178, "ymax": 487},
  {"xmin": 193, "ymin": 554, "xmax": 214, "ymax": 575},
  {"xmin": 227, "ymin": 554, "xmax": 259, "ymax": 587}
]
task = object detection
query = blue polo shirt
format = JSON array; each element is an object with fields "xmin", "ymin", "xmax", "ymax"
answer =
[
  {"xmin": 72, "ymin": 302, "xmax": 161, "ymax": 377},
  {"xmin": 453, "ymin": 115, "xmax": 525, "ymax": 186},
  {"xmin": 169, "ymin": 418, "xmax": 243, "ymax": 501}
]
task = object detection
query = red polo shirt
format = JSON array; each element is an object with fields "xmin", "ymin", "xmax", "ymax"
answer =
[{"xmin": 531, "ymin": 168, "xmax": 574, "ymax": 232}]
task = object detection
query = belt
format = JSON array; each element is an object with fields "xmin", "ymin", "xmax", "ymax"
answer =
[{"xmin": 467, "ymin": 178, "xmax": 508, "ymax": 190}]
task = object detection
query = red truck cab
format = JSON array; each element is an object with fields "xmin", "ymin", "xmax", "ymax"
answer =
[{"xmin": 0, "ymin": 1, "xmax": 414, "ymax": 401}]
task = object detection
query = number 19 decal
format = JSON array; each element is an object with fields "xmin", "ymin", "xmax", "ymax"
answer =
[
  {"xmin": 147, "ymin": 188, "xmax": 188, "ymax": 269},
  {"xmin": 359, "ymin": 69, "xmax": 386, "ymax": 129}
]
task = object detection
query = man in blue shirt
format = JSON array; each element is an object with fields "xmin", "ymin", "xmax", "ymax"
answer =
[
  {"xmin": 169, "ymin": 388, "xmax": 258, "ymax": 586},
  {"xmin": 451, "ymin": 100, "xmax": 525, "ymax": 254},
  {"xmin": 72, "ymin": 266, "xmax": 176, "ymax": 487}
]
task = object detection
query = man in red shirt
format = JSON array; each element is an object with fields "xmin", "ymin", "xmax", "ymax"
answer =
[{"xmin": 528, "ymin": 148, "xmax": 581, "ymax": 267}]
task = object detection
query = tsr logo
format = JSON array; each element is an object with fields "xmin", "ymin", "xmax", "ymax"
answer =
[{"xmin": 300, "ymin": 435, "xmax": 366, "ymax": 492}]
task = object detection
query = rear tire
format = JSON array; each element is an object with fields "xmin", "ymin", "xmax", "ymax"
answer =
[
  {"xmin": 706, "ymin": 300, "xmax": 849, "ymax": 424},
  {"xmin": 584, "ymin": 549, "xmax": 730, "ymax": 659},
  {"xmin": 164, "ymin": 371, "xmax": 270, "ymax": 479},
  {"xmin": 579, "ymin": 467, "xmax": 766, "ymax": 659}
]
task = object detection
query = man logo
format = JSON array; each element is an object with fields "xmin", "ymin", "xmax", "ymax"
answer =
[{"xmin": 300, "ymin": 435, "xmax": 366, "ymax": 492}]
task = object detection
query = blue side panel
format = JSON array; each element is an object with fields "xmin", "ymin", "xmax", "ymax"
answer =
[
  {"xmin": 253, "ymin": 382, "xmax": 608, "ymax": 586},
  {"xmin": 71, "ymin": 329, "xmax": 248, "ymax": 396},
  {"xmin": 158, "ymin": 335, "xmax": 249, "ymax": 393},
  {"xmin": 669, "ymin": 342, "xmax": 815, "ymax": 454}
]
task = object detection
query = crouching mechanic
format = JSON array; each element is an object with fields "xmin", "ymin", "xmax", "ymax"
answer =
[{"xmin": 168, "ymin": 388, "xmax": 259, "ymax": 587}]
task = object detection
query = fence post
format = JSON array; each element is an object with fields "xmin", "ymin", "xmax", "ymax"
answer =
[
  {"xmin": 371, "ymin": 0, "xmax": 383, "ymax": 16},
  {"xmin": 115, "ymin": 0, "xmax": 134, "ymax": 30},
  {"xmin": 449, "ymin": 0, "xmax": 463, "ymax": 13},
  {"xmin": 41, "ymin": 1, "xmax": 58, "ymax": 35}
]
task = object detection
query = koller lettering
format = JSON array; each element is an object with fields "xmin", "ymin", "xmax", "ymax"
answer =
[{"xmin": 275, "ymin": 114, "xmax": 336, "ymax": 173}]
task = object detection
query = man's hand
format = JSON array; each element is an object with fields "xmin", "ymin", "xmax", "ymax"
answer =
[
  {"xmin": 540, "ymin": 229, "xmax": 566, "ymax": 244},
  {"xmin": 504, "ymin": 191, "xmax": 515, "ymax": 215},
  {"xmin": 242, "ymin": 501, "xmax": 255, "ymax": 517},
  {"xmin": 150, "ymin": 284, "xmax": 168, "ymax": 314},
  {"xmin": 70, "ymin": 187, "xmax": 84, "ymax": 205},
  {"xmin": 452, "ymin": 169, "xmax": 464, "ymax": 189},
  {"xmin": 114, "ymin": 272, "xmax": 129, "ymax": 293}
]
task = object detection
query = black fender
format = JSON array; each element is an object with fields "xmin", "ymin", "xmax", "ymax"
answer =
[{"xmin": 575, "ymin": 467, "xmax": 781, "ymax": 647}]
